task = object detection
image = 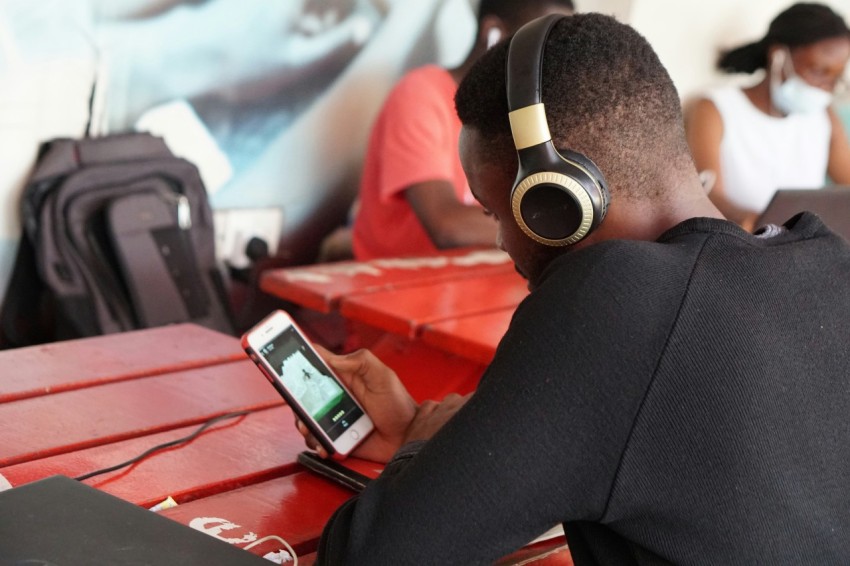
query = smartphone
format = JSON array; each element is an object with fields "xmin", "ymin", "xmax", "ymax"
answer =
[{"xmin": 241, "ymin": 310, "xmax": 373, "ymax": 458}]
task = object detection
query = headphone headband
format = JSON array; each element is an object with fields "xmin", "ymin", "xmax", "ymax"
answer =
[
  {"xmin": 507, "ymin": 14, "xmax": 562, "ymax": 110},
  {"xmin": 507, "ymin": 15, "xmax": 562, "ymax": 151}
]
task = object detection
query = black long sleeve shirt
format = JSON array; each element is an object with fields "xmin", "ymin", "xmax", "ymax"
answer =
[{"xmin": 317, "ymin": 213, "xmax": 850, "ymax": 565}]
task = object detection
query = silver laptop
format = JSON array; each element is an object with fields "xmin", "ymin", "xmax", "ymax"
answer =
[{"xmin": 757, "ymin": 187, "xmax": 850, "ymax": 239}]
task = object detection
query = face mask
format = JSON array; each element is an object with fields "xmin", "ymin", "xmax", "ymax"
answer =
[{"xmin": 770, "ymin": 48, "xmax": 833, "ymax": 115}]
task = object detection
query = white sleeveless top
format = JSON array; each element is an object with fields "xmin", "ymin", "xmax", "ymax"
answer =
[{"xmin": 706, "ymin": 87, "xmax": 831, "ymax": 213}]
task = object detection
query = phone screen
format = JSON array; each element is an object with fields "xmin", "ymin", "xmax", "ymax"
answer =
[{"xmin": 258, "ymin": 327, "xmax": 364, "ymax": 441}]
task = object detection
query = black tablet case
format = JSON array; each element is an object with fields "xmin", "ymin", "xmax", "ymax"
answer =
[{"xmin": 297, "ymin": 450, "xmax": 374, "ymax": 492}]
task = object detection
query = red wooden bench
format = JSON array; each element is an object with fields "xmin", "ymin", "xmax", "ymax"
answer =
[{"xmin": 260, "ymin": 247, "xmax": 514, "ymax": 313}]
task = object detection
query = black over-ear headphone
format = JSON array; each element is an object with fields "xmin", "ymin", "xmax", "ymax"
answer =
[{"xmin": 507, "ymin": 14, "xmax": 610, "ymax": 246}]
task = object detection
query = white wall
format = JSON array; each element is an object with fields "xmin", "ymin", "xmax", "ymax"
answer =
[{"xmin": 0, "ymin": 0, "xmax": 98, "ymax": 304}]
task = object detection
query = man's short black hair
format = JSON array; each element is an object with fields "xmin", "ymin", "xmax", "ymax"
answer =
[
  {"xmin": 456, "ymin": 13, "xmax": 692, "ymax": 199},
  {"xmin": 477, "ymin": 0, "xmax": 575, "ymax": 28}
]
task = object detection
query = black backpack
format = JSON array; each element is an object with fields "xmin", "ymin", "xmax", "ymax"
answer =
[{"xmin": 0, "ymin": 132, "xmax": 235, "ymax": 348}]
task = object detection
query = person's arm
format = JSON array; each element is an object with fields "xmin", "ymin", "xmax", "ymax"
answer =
[
  {"xmin": 826, "ymin": 107, "xmax": 850, "ymax": 184},
  {"xmin": 362, "ymin": 67, "xmax": 497, "ymax": 252},
  {"xmin": 405, "ymin": 181, "xmax": 498, "ymax": 249},
  {"xmin": 306, "ymin": 245, "xmax": 694, "ymax": 565},
  {"xmin": 685, "ymin": 97, "xmax": 758, "ymax": 230}
]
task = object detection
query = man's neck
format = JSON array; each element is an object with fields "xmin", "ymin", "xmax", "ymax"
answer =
[{"xmin": 583, "ymin": 182, "xmax": 725, "ymax": 246}]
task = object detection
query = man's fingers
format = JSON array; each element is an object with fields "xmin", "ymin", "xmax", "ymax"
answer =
[
  {"xmin": 295, "ymin": 418, "xmax": 309, "ymax": 436},
  {"xmin": 416, "ymin": 399, "xmax": 439, "ymax": 416},
  {"xmin": 295, "ymin": 418, "xmax": 329, "ymax": 458}
]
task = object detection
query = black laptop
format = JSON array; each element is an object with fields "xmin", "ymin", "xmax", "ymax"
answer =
[
  {"xmin": 0, "ymin": 475, "xmax": 268, "ymax": 565},
  {"xmin": 757, "ymin": 187, "xmax": 850, "ymax": 239}
]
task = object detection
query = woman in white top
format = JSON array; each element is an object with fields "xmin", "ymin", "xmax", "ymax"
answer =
[{"xmin": 686, "ymin": 2, "xmax": 850, "ymax": 231}]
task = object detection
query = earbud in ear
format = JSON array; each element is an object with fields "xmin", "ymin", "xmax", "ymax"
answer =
[
  {"xmin": 771, "ymin": 47, "xmax": 786, "ymax": 71},
  {"xmin": 486, "ymin": 27, "xmax": 503, "ymax": 50}
]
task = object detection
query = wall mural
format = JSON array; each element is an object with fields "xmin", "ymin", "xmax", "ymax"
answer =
[{"xmin": 0, "ymin": 0, "xmax": 476, "ymax": 299}]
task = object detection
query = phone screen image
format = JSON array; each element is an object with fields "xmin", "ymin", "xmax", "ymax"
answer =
[{"xmin": 259, "ymin": 327, "xmax": 364, "ymax": 441}]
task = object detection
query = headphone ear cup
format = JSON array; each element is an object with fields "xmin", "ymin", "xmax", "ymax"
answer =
[
  {"xmin": 560, "ymin": 150, "xmax": 610, "ymax": 220},
  {"xmin": 513, "ymin": 179, "xmax": 586, "ymax": 242},
  {"xmin": 511, "ymin": 145, "xmax": 611, "ymax": 246}
]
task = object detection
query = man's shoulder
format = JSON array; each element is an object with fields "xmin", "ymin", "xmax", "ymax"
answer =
[
  {"xmin": 533, "ymin": 213, "xmax": 848, "ymax": 294},
  {"xmin": 539, "ymin": 235, "xmax": 706, "ymax": 289}
]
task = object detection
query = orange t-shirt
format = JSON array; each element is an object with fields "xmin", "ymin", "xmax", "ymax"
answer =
[{"xmin": 352, "ymin": 65, "xmax": 475, "ymax": 260}]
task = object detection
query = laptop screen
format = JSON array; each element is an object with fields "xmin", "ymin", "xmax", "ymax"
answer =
[{"xmin": 757, "ymin": 187, "xmax": 850, "ymax": 240}]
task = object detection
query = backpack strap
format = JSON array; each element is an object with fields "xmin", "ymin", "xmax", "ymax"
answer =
[{"xmin": 0, "ymin": 235, "xmax": 51, "ymax": 347}]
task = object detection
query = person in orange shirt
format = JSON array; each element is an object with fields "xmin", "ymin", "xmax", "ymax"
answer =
[{"xmin": 351, "ymin": 0, "xmax": 575, "ymax": 260}]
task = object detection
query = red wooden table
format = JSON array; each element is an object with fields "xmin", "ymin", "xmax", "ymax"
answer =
[
  {"xmin": 261, "ymin": 248, "xmax": 528, "ymax": 368},
  {"xmin": 261, "ymin": 248, "xmax": 518, "ymax": 314},
  {"xmin": 0, "ymin": 324, "xmax": 570, "ymax": 565}
]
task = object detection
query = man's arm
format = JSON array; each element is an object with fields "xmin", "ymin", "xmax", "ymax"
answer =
[
  {"xmin": 406, "ymin": 181, "xmax": 498, "ymax": 249},
  {"xmin": 355, "ymin": 66, "xmax": 496, "ymax": 255},
  {"xmin": 309, "ymin": 243, "xmax": 695, "ymax": 565}
]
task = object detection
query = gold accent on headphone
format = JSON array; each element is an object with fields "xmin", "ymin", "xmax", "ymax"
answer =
[
  {"xmin": 511, "ymin": 172, "xmax": 594, "ymax": 246},
  {"xmin": 508, "ymin": 104, "xmax": 552, "ymax": 150}
]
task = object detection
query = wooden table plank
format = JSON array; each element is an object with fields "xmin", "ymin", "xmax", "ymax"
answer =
[
  {"xmin": 159, "ymin": 472, "xmax": 354, "ymax": 557},
  {"xmin": 0, "ymin": 360, "xmax": 281, "ymax": 467},
  {"xmin": 261, "ymin": 248, "xmax": 514, "ymax": 313},
  {"xmin": 339, "ymin": 271, "xmax": 527, "ymax": 339},
  {"xmin": 0, "ymin": 407, "xmax": 306, "ymax": 508},
  {"xmin": 420, "ymin": 308, "xmax": 515, "ymax": 365},
  {"xmin": 0, "ymin": 324, "xmax": 244, "ymax": 403}
]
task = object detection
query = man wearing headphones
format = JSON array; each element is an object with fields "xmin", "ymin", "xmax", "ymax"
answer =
[
  {"xmin": 299, "ymin": 13, "xmax": 850, "ymax": 565},
  {"xmin": 350, "ymin": 0, "xmax": 575, "ymax": 260}
]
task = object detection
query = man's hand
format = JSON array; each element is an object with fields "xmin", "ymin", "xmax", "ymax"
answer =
[
  {"xmin": 295, "ymin": 346, "xmax": 417, "ymax": 463},
  {"xmin": 403, "ymin": 393, "xmax": 471, "ymax": 444}
]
